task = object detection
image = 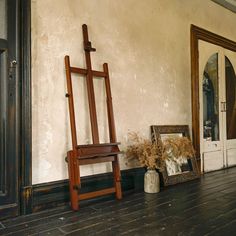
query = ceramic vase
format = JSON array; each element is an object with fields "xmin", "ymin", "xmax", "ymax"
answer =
[{"xmin": 144, "ymin": 169, "xmax": 160, "ymax": 193}]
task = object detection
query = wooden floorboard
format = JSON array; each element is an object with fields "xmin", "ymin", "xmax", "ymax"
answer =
[{"xmin": 1, "ymin": 167, "xmax": 236, "ymax": 235}]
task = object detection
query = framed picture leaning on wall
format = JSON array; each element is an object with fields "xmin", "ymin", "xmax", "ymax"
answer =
[{"xmin": 151, "ymin": 125, "xmax": 200, "ymax": 186}]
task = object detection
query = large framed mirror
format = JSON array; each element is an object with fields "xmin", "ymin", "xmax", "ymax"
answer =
[{"xmin": 151, "ymin": 125, "xmax": 200, "ymax": 186}]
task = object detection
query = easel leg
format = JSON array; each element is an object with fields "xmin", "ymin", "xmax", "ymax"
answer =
[
  {"xmin": 112, "ymin": 155, "xmax": 122, "ymax": 200},
  {"xmin": 67, "ymin": 151, "xmax": 80, "ymax": 210}
]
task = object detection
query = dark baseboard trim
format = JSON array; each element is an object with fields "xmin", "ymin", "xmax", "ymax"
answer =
[
  {"xmin": 21, "ymin": 185, "xmax": 33, "ymax": 215},
  {"xmin": 32, "ymin": 167, "xmax": 145, "ymax": 213},
  {"xmin": 0, "ymin": 204, "xmax": 18, "ymax": 220}
]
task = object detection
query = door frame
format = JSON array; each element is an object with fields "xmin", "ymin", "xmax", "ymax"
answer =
[
  {"xmin": 0, "ymin": 0, "xmax": 31, "ymax": 218},
  {"xmin": 191, "ymin": 25, "xmax": 236, "ymax": 171},
  {"xmin": 0, "ymin": 0, "xmax": 20, "ymax": 219},
  {"xmin": 19, "ymin": 0, "xmax": 32, "ymax": 214}
]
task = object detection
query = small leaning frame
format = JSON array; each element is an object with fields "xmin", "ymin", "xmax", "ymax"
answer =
[{"xmin": 151, "ymin": 125, "xmax": 200, "ymax": 186}]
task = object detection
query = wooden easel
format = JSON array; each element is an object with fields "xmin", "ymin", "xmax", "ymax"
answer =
[{"xmin": 65, "ymin": 24, "xmax": 122, "ymax": 210}]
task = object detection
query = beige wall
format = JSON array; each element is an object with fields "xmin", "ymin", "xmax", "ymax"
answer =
[{"xmin": 31, "ymin": 0, "xmax": 236, "ymax": 184}]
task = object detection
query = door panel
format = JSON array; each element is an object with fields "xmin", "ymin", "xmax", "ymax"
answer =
[
  {"xmin": 227, "ymin": 149, "xmax": 236, "ymax": 166},
  {"xmin": 224, "ymin": 49, "xmax": 236, "ymax": 167},
  {"xmin": 199, "ymin": 40, "xmax": 236, "ymax": 172},
  {"xmin": 0, "ymin": 40, "xmax": 8, "ymax": 199},
  {"xmin": 203, "ymin": 151, "xmax": 224, "ymax": 172},
  {"xmin": 199, "ymin": 41, "xmax": 224, "ymax": 172},
  {"xmin": 225, "ymin": 56, "xmax": 236, "ymax": 139},
  {"xmin": 0, "ymin": 0, "xmax": 19, "ymax": 219}
]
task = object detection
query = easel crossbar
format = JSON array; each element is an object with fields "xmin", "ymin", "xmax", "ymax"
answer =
[
  {"xmin": 70, "ymin": 66, "xmax": 107, "ymax": 78},
  {"xmin": 78, "ymin": 188, "xmax": 116, "ymax": 200}
]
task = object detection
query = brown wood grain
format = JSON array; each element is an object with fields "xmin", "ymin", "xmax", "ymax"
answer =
[{"xmin": 64, "ymin": 24, "xmax": 122, "ymax": 211}]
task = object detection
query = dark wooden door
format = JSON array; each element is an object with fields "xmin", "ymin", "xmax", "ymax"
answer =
[{"xmin": 0, "ymin": 0, "xmax": 19, "ymax": 219}]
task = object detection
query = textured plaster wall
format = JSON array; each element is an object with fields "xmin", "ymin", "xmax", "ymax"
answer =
[{"xmin": 32, "ymin": 0, "xmax": 236, "ymax": 184}]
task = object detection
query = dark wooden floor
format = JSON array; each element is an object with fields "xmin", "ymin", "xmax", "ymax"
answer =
[{"xmin": 1, "ymin": 167, "xmax": 236, "ymax": 236}]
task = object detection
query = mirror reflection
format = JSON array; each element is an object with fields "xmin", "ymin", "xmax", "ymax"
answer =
[
  {"xmin": 202, "ymin": 53, "xmax": 219, "ymax": 141},
  {"xmin": 160, "ymin": 133, "xmax": 193, "ymax": 176},
  {"xmin": 225, "ymin": 56, "xmax": 236, "ymax": 140},
  {"xmin": 166, "ymin": 158, "xmax": 192, "ymax": 176}
]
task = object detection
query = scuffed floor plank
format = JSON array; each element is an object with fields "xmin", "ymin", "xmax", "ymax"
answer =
[{"xmin": 1, "ymin": 167, "xmax": 236, "ymax": 236}]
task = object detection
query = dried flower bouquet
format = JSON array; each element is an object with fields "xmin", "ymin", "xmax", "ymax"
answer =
[
  {"xmin": 126, "ymin": 132, "xmax": 195, "ymax": 170},
  {"xmin": 126, "ymin": 132, "xmax": 166, "ymax": 170},
  {"xmin": 162, "ymin": 136, "xmax": 195, "ymax": 160}
]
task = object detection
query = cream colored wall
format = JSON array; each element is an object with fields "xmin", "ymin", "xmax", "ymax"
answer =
[{"xmin": 31, "ymin": 0, "xmax": 236, "ymax": 184}]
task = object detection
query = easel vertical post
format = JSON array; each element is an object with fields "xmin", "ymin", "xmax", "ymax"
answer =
[
  {"xmin": 82, "ymin": 24, "xmax": 99, "ymax": 144},
  {"xmin": 65, "ymin": 56, "xmax": 77, "ymax": 150},
  {"xmin": 103, "ymin": 63, "xmax": 117, "ymax": 143}
]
